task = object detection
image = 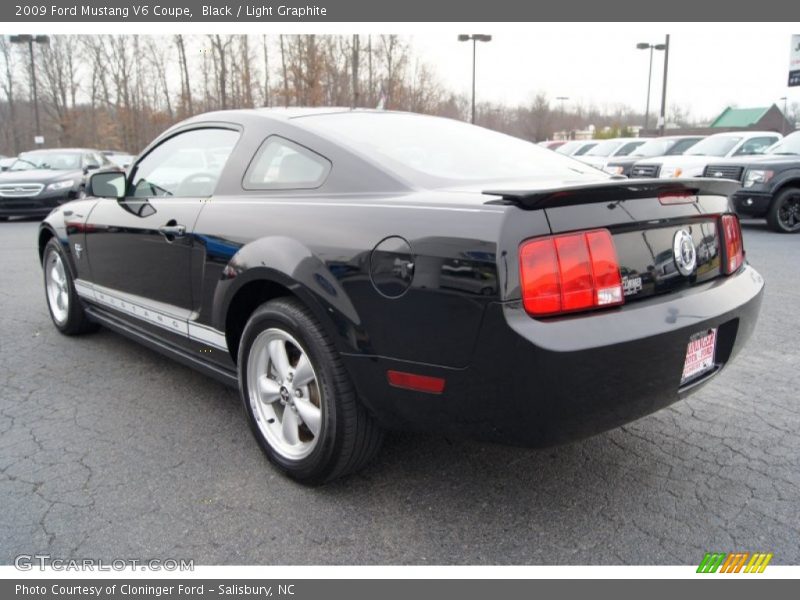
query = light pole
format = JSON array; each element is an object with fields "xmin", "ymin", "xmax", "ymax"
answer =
[
  {"xmin": 780, "ymin": 96, "xmax": 788, "ymax": 134},
  {"xmin": 556, "ymin": 96, "xmax": 569, "ymax": 139},
  {"xmin": 658, "ymin": 34, "xmax": 670, "ymax": 136},
  {"xmin": 10, "ymin": 34, "xmax": 50, "ymax": 147},
  {"xmin": 636, "ymin": 41, "xmax": 666, "ymax": 131},
  {"xmin": 458, "ymin": 34, "xmax": 492, "ymax": 124}
]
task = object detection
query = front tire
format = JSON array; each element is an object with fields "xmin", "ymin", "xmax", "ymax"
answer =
[
  {"xmin": 238, "ymin": 298, "xmax": 383, "ymax": 484},
  {"xmin": 42, "ymin": 238, "xmax": 98, "ymax": 335},
  {"xmin": 767, "ymin": 187, "xmax": 800, "ymax": 233}
]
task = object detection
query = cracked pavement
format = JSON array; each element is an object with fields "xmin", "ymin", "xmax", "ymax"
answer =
[{"xmin": 0, "ymin": 218, "xmax": 797, "ymax": 565}]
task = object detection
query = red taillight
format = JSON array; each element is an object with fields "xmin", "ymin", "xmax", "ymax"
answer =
[
  {"xmin": 721, "ymin": 214, "xmax": 744, "ymax": 274},
  {"xmin": 519, "ymin": 229, "xmax": 623, "ymax": 317},
  {"xmin": 387, "ymin": 370, "xmax": 446, "ymax": 394}
]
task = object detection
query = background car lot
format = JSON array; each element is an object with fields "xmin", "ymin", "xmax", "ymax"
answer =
[{"xmin": 0, "ymin": 219, "xmax": 797, "ymax": 564}]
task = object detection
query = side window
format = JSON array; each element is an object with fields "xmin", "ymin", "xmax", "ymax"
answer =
[
  {"xmin": 131, "ymin": 128, "xmax": 239, "ymax": 198},
  {"xmin": 734, "ymin": 137, "xmax": 779, "ymax": 156},
  {"xmin": 243, "ymin": 136, "xmax": 331, "ymax": 190}
]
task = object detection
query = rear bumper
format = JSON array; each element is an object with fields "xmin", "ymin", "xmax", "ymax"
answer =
[
  {"xmin": 345, "ymin": 265, "xmax": 764, "ymax": 446},
  {"xmin": 732, "ymin": 190, "xmax": 772, "ymax": 217}
]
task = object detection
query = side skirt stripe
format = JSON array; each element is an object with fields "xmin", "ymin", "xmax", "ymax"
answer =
[{"xmin": 75, "ymin": 279, "xmax": 228, "ymax": 351}]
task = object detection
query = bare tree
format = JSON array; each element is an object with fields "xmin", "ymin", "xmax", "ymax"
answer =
[
  {"xmin": 279, "ymin": 35, "xmax": 290, "ymax": 107},
  {"xmin": 174, "ymin": 35, "xmax": 193, "ymax": 116},
  {"xmin": 209, "ymin": 35, "xmax": 233, "ymax": 109},
  {"xmin": 0, "ymin": 38, "xmax": 20, "ymax": 153}
]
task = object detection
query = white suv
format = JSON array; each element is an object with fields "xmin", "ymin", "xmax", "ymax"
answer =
[{"xmin": 629, "ymin": 131, "xmax": 782, "ymax": 179}]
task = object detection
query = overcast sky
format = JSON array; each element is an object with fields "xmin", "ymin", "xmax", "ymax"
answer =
[{"xmin": 411, "ymin": 26, "xmax": 800, "ymax": 122}]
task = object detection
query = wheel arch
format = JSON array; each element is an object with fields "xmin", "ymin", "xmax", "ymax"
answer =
[
  {"xmin": 770, "ymin": 175, "xmax": 800, "ymax": 199},
  {"xmin": 214, "ymin": 237, "xmax": 367, "ymax": 365},
  {"xmin": 37, "ymin": 222, "xmax": 80, "ymax": 280}
]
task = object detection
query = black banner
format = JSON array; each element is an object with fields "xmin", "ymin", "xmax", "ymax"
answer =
[
  {"xmin": 3, "ymin": 0, "xmax": 800, "ymax": 22},
  {"xmin": 3, "ymin": 579, "xmax": 799, "ymax": 600}
]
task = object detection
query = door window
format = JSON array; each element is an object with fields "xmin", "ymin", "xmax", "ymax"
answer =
[{"xmin": 131, "ymin": 128, "xmax": 239, "ymax": 198}]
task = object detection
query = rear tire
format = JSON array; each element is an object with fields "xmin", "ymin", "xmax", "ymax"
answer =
[
  {"xmin": 766, "ymin": 187, "xmax": 800, "ymax": 233},
  {"xmin": 238, "ymin": 298, "xmax": 383, "ymax": 484},
  {"xmin": 42, "ymin": 238, "xmax": 98, "ymax": 335}
]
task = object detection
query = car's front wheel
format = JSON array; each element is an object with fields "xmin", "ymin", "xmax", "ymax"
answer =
[
  {"xmin": 767, "ymin": 187, "xmax": 800, "ymax": 233},
  {"xmin": 238, "ymin": 298, "xmax": 383, "ymax": 484},
  {"xmin": 42, "ymin": 238, "xmax": 98, "ymax": 335}
]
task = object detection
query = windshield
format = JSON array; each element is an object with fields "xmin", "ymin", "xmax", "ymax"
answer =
[
  {"xmin": 584, "ymin": 140, "xmax": 623, "ymax": 157},
  {"xmin": 555, "ymin": 141, "xmax": 582, "ymax": 154},
  {"xmin": 685, "ymin": 136, "xmax": 741, "ymax": 157},
  {"xmin": 630, "ymin": 138, "xmax": 676, "ymax": 158},
  {"xmin": 666, "ymin": 137, "xmax": 702, "ymax": 155},
  {"xmin": 768, "ymin": 132, "xmax": 800, "ymax": 155},
  {"xmin": 10, "ymin": 152, "xmax": 82, "ymax": 171},
  {"xmin": 615, "ymin": 141, "xmax": 645, "ymax": 156},
  {"xmin": 300, "ymin": 112, "xmax": 602, "ymax": 184}
]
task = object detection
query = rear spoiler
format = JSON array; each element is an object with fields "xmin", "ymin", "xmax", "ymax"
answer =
[{"xmin": 482, "ymin": 178, "xmax": 740, "ymax": 209}]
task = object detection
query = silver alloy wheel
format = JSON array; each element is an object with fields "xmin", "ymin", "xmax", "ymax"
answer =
[
  {"xmin": 45, "ymin": 249, "xmax": 69, "ymax": 325},
  {"xmin": 246, "ymin": 328, "xmax": 323, "ymax": 460}
]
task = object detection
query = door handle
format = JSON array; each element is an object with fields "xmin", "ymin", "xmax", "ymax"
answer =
[{"xmin": 158, "ymin": 223, "xmax": 186, "ymax": 238}]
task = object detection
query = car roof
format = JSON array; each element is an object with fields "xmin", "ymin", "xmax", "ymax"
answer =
[{"xmin": 706, "ymin": 130, "xmax": 780, "ymax": 139}]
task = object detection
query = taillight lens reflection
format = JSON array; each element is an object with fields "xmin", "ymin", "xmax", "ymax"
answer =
[
  {"xmin": 519, "ymin": 229, "xmax": 623, "ymax": 317},
  {"xmin": 721, "ymin": 214, "xmax": 744, "ymax": 274}
]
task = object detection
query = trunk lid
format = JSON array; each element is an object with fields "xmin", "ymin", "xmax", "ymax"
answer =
[{"xmin": 486, "ymin": 178, "xmax": 739, "ymax": 304}]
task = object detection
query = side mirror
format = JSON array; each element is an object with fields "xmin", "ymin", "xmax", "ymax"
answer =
[
  {"xmin": 83, "ymin": 162, "xmax": 101, "ymax": 174},
  {"xmin": 87, "ymin": 171, "xmax": 125, "ymax": 199}
]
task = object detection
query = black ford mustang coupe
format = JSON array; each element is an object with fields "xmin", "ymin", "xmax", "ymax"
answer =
[{"xmin": 39, "ymin": 109, "xmax": 764, "ymax": 484}]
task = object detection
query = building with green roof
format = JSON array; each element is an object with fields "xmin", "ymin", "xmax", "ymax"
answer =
[{"xmin": 709, "ymin": 104, "xmax": 791, "ymax": 132}]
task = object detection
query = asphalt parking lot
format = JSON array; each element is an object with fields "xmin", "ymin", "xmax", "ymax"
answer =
[{"xmin": 0, "ymin": 218, "xmax": 797, "ymax": 565}]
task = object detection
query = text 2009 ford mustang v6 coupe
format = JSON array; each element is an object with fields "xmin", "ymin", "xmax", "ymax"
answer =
[{"xmin": 39, "ymin": 109, "xmax": 764, "ymax": 484}]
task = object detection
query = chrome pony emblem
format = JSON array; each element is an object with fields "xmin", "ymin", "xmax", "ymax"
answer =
[
  {"xmin": 73, "ymin": 243, "xmax": 83, "ymax": 259},
  {"xmin": 673, "ymin": 230, "xmax": 696, "ymax": 276}
]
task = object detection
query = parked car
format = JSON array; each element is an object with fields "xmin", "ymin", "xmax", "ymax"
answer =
[
  {"xmin": 38, "ymin": 109, "xmax": 764, "ymax": 483},
  {"xmin": 0, "ymin": 156, "xmax": 15, "ymax": 172},
  {"xmin": 0, "ymin": 148, "xmax": 113, "ymax": 220},
  {"xmin": 538, "ymin": 140, "xmax": 567, "ymax": 150},
  {"xmin": 101, "ymin": 150, "xmax": 136, "ymax": 169},
  {"xmin": 603, "ymin": 135, "xmax": 704, "ymax": 176},
  {"xmin": 629, "ymin": 131, "xmax": 782, "ymax": 179},
  {"xmin": 576, "ymin": 137, "xmax": 647, "ymax": 169},
  {"xmin": 555, "ymin": 140, "xmax": 598, "ymax": 157},
  {"xmin": 700, "ymin": 131, "xmax": 800, "ymax": 233}
]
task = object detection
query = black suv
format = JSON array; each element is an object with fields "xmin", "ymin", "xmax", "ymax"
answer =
[{"xmin": 702, "ymin": 132, "xmax": 800, "ymax": 233}]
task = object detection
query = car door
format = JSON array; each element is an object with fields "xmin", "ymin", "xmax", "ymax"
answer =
[{"xmin": 83, "ymin": 127, "xmax": 240, "ymax": 324}]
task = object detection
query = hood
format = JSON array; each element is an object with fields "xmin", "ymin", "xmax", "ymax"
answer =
[
  {"xmin": 0, "ymin": 168, "xmax": 83, "ymax": 184},
  {"xmin": 576, "ymin": 155, "xmax": 609, "ymax": 168},
  {"xmin": 699, "ymin": 154, "xmax": 800, "ymax": 168},
  {"xmin": 639, "ymin": 155, "xmax": 714, "ymax": 168}
]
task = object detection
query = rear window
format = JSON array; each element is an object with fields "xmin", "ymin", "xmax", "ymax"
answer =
[{"xmin": 298, "ymin": 112, "xmax": 602, "ymax": 185}]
